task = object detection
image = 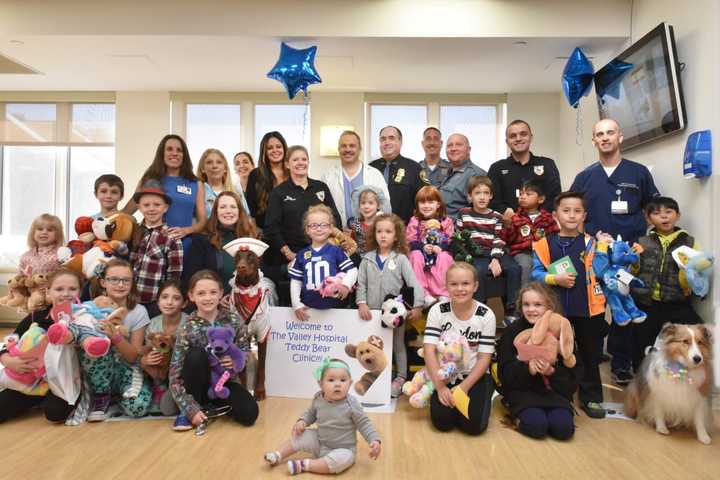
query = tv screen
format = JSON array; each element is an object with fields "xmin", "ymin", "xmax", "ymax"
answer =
[{"xmin": 595, "ymin": 22, "xmax": 686, "ymax": 150}]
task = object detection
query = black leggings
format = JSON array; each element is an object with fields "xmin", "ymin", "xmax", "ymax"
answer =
[
  {"xmin": 182, "ymin": 347, "xmax": 259, "ymax": 426},
  {"xmin": 0, "ymin": 388, "xmax": 73, "ymax": 423},
  {"xmin": 430, "ymin": 374, "xmax": 494, "ymax": 435}
]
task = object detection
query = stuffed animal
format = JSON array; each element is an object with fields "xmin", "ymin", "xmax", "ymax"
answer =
[
  {"xmin": 25, "ymin": 272, "xmax": 50, "ymax": 312},
  {"xmin": 0, "ymin": 323, "xmax": 49, "ymax": 396},
  {"xmin": 671, "ymin": 246, "xmax": 714, "ymax": 298},
  {"xmin": 57, "ymin": 213, "xmax": 134, "ymax": 279},
  {"xmin": 402, "ymin": 331, "xmax": 469, "ymax": 408},
  {"xmin": 206, "ymin": 326, "xmax": 247, "ymax": 400},
  {"xmin": 422, "ymin": 219, "xmax": 448, "ymax": 269},
  {"xmin": 450, "ymin": 229, "xmax": 484, "ymax": 263},
  {"xmin": 380, "ymin": 294, "xmax": 408, "ymax": 329},
  {"xmin": 0, "ymin": 273, "xmax": 30, "ymax": 313},
  {"xmin": 144, "ymin": 332, "xmax": 175, "ymax": 378},
  {"xmin": 329, "ymin": 227, "xmax": 358, "ymax": 257},
  {"xmin": 345, "ymin": 335, "xmax": 388, "ymax": 395},
  {"xmin": 225, "ymin": 237, "xmax": 272, "ymax": 400},
  {"xmin": 65, "ymin": 216, "xmax": 96, "ymax": 255},
  {"xmin": 599, "ymin": 237, "xmax": 647, "ymax": 326},
  {"xmin": 318, "ymin": 272, "xmax": 347, "ymax": 298},
  {"xmin": 47, "ymin": 296, "xmax": 129, "ymax": 358},
  {"xmin": 513, "ymin": 310, "xmax": 576, "ymax": 370}
]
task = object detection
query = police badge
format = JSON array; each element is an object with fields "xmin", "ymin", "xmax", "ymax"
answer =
[
  {"xmin": 316, "ymin": 190, "xmax": 325, "ymax": 201},
  {"xmin": 520, "ymin": 225, "xmax": 531, "ymax": 237},
  {"xmin": 394, "ymin": 168, "xmax": 406, "ymax": 183},
  {"xmin": 533, "ymin": 165, "xmax": 544, "ymax": 176}
]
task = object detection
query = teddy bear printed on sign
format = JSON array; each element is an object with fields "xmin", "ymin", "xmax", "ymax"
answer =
[{"xmin": 345, "ymin": 335, "xmax": 388, "ymax": 396}]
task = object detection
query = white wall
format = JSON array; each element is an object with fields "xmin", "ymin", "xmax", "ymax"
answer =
[{"xmin": 506, "ymin": 92, "xmax": 561, "ymax": 172}]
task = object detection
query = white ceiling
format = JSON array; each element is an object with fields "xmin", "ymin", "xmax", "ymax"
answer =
[{"xmin": 0, "ymin": 35, "xmax": 628, "ymax": 93}]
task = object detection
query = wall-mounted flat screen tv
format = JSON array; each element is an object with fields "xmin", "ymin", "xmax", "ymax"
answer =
[{"xmin": 595, "ymin": 22, "xmax": 686, "ymax": 150}]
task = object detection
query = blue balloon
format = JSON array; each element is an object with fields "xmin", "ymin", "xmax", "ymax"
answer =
[
  {"xmin": 562, "ymin": 47, "xmax": 594, "ymax": 108},
  {"xmin": 595, "ymin": 59, "xmax": 634, "ymax": 102},
  {"xmin": 267, "ymin": 42, "xmax": 322, "ymax": 100}
]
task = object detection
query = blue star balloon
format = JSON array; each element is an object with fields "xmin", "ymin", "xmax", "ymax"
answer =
[
  {"xmin": 562, "ymin": 47, "xmax": 594, "ymax": 108},
  {"xmin": 267, "ymin": 42, "xmax": 322, "ymax": 99},
  {"xmin": 595, "ymin": 59, "xmax": 634, "ymax": 103}
]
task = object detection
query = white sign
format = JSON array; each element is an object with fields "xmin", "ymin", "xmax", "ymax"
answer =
[{"xmin": 266, "ymin": 307, "xmax": 393, "ymax": 405}]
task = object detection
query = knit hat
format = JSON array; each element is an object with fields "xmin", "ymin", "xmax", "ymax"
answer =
[
  {"xmin": 350, "ymin": 185, "xmax": 391, "ymax": 220},
  {"xmin": 132, "ymin": 179, "xmax": 172, "ymax": 205}
]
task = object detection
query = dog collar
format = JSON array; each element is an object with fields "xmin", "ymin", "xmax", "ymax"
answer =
[{"xmin": 662, "ymin": 361, "xmax": 693, "ymax": 384}]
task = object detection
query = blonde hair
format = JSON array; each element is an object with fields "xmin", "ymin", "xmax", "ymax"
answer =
[
  {"xmin": 446, "ymin": 261, "xmax": 478, "ymax": 283},
  {"xmin": 196, "ymin": 148, "xmax": 234, "ymax": 192},
  {"xmin": 303, "ymin": 204, "xmax": 335, "ymax": 231},
  {"xmin": 515, "ymin": 281, "xmax": 561, "ymax": 315},
  {"xmin": 27, "ymin": 214, "xmax": 64, "ymax": 249}
]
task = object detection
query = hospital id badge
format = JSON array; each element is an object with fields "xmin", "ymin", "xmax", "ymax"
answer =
[
  {"xmin": 177, "ymin": 184, "xmax": 192, "ymax": 195},
  {"xmin": 611, "ymin": 200, "xmax": 628, "ymax": 214}
]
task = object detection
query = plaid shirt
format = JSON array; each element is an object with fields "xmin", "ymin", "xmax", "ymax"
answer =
[{"xmin": 130, "ymin": 223, "xmax": 183, "ymax": 303}]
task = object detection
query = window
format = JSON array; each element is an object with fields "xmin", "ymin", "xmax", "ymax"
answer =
[
  {"xmin": 369, "ymin": 105, "xmax": 427, "ymax": 162},
  {"xmin": 0, "ymin": 102, "xmax": 115, "ymax": 265},
  {"xmin": 440, "ymin": 105, "xmax": 499, "ymax": 171},
  {"xmin": 254, "ymin": 104, "xmax": 310, "ymax": 158},
  {"xmin": 186, "ymin": 104, "xmax": 242, "ymax": 168}
]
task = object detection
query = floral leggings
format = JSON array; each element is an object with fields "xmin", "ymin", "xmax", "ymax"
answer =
[{"xmin": 80, "ymin": 351, "xmax": 152, "ymax": 418}]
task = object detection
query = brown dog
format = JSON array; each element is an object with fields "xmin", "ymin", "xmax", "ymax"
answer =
[
  {"xmin": 142, "ymin": 332, "xmax": 175, "ymax": 380},
  {"xmin": 231, "ymin": 249, "xmax": 271, "ymax": 400}
]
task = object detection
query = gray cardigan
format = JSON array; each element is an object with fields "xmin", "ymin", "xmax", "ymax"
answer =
[{"xmin": 356, "ymin": 250, "xmax": 425, "ymax": 309}]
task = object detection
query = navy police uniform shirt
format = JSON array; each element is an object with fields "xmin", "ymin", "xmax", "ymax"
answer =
[
  {"xmin": 570, "ymin": 158, "xmax": 659, "ymax": 243},
  {"xmin": 289, "ymin": 243, "xmax": 354, "ymax": 309},
  {"xmin": 370, "ymin": 154, "xmax": 423, "ymax": 224},
  {"xmin": 488, "ymin": 153, "xmax": 561, "ymax": 213}
]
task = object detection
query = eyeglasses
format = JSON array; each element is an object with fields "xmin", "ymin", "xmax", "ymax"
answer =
[
  {"xmin": 105, "ymin": 277, "xmax": 133, "ymax": 286},
  {"xmin": 307, "ymin": 223, "xmax": 331, "ymax": 230}
]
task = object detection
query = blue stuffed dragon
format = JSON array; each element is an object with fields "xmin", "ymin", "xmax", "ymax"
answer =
[{"xmin": 596, "ymin": 236, "xmax": 647, "ymax": 326}]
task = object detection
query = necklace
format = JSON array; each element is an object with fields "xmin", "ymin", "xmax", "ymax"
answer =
[{"xmin": 661, "ymin": 361, "xmax": 693, "ymax": 384}]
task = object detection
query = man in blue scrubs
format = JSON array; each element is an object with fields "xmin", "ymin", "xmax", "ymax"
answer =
[{"xmin": 570, "ymin": 118, "xmax": 660, "ymax": 386}]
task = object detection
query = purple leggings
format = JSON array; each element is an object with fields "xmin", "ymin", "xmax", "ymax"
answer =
[{"xmin": 517, "ymin": 407, "xmax": 574, "ymax": 440}]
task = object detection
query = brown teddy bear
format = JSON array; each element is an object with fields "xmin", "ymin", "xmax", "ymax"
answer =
[
  {"xmin": 0, "ymin": 274, "xmax": 30, "ymax": 312},
  {"xmin": 345, "ymin": 335, "xmax": 388, "ymax": 395},
  {"xmin": 25, "ymin": 273, "xmax": 50, "ymax": 312},
  {"xmin": 513, "ymin": 310, "xmax": 576, "ymax": 370},
  {"xmin": 142, "ymin": 332, "xmax": 175, "ymax": 379}
]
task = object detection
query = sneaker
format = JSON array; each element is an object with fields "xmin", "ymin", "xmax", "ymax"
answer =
[
  {"xmin": 611, "ymin": 369, "xmax": 633, "ymax": 386},
  {"xmin": 581, "ymin": 401, "xmax": 607, "ymax": 419},
  {"xmin": 172, "ymin": 414, "xmax": 193, "ymax": 431},
  {"xmin": 87, "ymin": 393, "xmax": 111, "ymax": 422},
  {"xmin": 391, "ymin": 377, "xmax": 406, "ymax": 398}
]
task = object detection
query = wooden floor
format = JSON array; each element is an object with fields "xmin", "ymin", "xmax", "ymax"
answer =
[{"xmin": 2, "ymin": 363, "xmax": 719, "ymax": 480}]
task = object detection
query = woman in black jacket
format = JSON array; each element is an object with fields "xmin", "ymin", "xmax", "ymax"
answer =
[{"xmin": 497, "ymin": 282, "xmax": 582, "ymax": 440}]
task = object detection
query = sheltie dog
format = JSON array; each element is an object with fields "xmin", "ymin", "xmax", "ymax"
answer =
[{"xmin": 625, "ymin": 323, "xmax": 713, "ymax": 444}]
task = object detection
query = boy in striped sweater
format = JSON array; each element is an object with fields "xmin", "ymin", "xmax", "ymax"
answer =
[{"xmin": 455, "ymin": 176, "xmax": 521, "ymax": 322}]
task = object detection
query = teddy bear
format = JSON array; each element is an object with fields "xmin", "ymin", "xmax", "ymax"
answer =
[
  {"xmin": 670, "ymin": 245, "xmax": 714, "ymax": 298},
  {"xmin": 329, "ymin": 227, "xmax": 358, "ymax": 257},
  {"xmin": 318, "ymin": 272, "xmax": 347, "ymax": 298},
  {"xmin": 206, "ymin": 326, "xmax": 247, "ymax": 400},
  {"xmin": 0, "ymin": 273, "xmax": 30, "ymax": 313},
  {"xmin": 143, "ymin": 332, "xmax": 175, "ymax": 379},
  {"xmin": 513, "ymin": 310, "xmax": 576, "ymax": 371},
  {"xmin": 345, "ymin": 335, "xmax": 387, "ymax": 395},
  {"xmin": 402, "ymin": 331, "xmax": 470, "ymax": 408},
  {"xmin": 0, "ymin": 323, "xmax": 49, "ymax": 396},
  {"xmin": 380, "ymin": 294, "xmax": 407, "ymax": 329},
  {"xmin": 450, "ymin": 229, "xmax": 484, "ymax": 263},
  {"xmin": 597, "ymin": 237, "xmax": 647, "ymax": 326},
  {"xmin": 25, "ymin": 272, "xmax": 50, "ymax": 312},
  {"xmin": 47, "ymin": 296, "xmax": 129, "ymax": 359},
  {"xmin": 422, "ymin": 219, "xmax": 448, "ymax": 269}
]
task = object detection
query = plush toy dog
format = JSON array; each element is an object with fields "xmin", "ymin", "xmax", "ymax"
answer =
[
  {"xmin": 514, "ymin": 310, "xmax": 576, "ymax": 370},
  {"xmin": 345, "ymin": 335, "xmax": 388, "ymax": 395},
  {"xmin": 600, "ymin": 237, "xmax": 647, "ymax": 326},
  {"xmin": 142, "ymin": 332, "xmax": 175, "ymax": 379},
  {"xmin": 225, "ymin": 237, "xmax": 272, "ymax": 401},
  {"xmin": 206, "ymin": 326, "xmax": 247, "ymax": 400},
  {"xmin": 402, "ymin": 331, "xmax": 469, "ymax": 408},
  {"xmin": 422, "ymin": 219, "xmax": 448, "ymax": 269},
  {"xmin": 0, "ymin": 323, "xmax": 49, "ymax": 396},
  {"xmin": 25, "ymin": 273, "xmax": 50, "ymax": 313},
  {"xmin": 47, "ymin": 296, "xmax": 129, "ymax": 358},
  {"xmin": 380, "ymin": 294, "xmax": 408, "ymax": 329},
  {"xmin": 329, "ymin": 227, "xmax": 358, "ymax": 257},
  {"xmin": 0, "ymin": 273, "xmax": 30, "ymax": 313},
  {"xmin": 671, "ymin": 246, "xmax": 714, "ymax": 298}
]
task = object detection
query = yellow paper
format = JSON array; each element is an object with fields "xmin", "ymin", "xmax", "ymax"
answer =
[{"xmin": 452, "ymin": 386, "xmax": 470, "ymax": 419}]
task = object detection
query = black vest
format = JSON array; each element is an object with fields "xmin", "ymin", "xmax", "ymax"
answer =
[{"xmin": 632, "ymin": 231, "xmax": 693, "ymax": 304}]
